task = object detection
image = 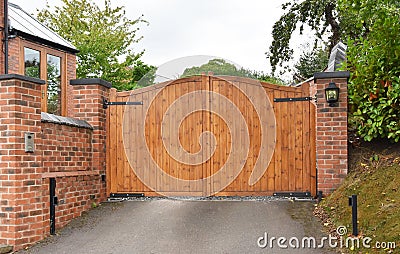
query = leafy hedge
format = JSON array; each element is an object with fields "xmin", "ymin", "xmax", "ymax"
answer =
[{"xmin": 343, "ymin": 0, "xmax": 400, "ymax": 141}]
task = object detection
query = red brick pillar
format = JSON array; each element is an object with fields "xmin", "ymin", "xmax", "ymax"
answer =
[
  {"xmin": 0, "ymin": 0, "xmax": 4, "ymax": 74},
  {"xmin": 0, "ymin": 74, "xmax": 44, "ymax": 250},
  {"xmin": 313, "ymin": 71, "xmax": 350, "ymax": 194},
  {"xmin": 70, "ymin": 78, "xmax": 111, "ymax": 200}
]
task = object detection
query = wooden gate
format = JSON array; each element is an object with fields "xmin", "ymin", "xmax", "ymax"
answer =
[{"xmin": 106, "ymin": 76, "xmax": 316, "ymax": 197}]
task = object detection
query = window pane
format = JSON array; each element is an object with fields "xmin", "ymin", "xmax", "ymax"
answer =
[
  {"xmin": 24, "ymin": 48, "xmax": 40, "ymax": 78},
  {"xmin": 47, "ymin": 54, "xmax": 61, "ymax": 115}
]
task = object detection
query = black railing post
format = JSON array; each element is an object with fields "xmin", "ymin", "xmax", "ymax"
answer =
[
  {"xmin": 49, "ymin": 178, "xmax": 56, "ymax": 235},
  {"xmin": 348, "ymin": 194, "xmax": 358, "ymax": 236}
]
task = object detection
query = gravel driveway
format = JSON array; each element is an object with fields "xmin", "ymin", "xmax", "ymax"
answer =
[{"xmin": 18, "ymin": 198, "xmax": 336, "ymax": 254}]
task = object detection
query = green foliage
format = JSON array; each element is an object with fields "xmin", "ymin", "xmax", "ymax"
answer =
[
  {"xmin": 343, "ymin": 0, "xmax": 400, "ymax": 142},
  {"xmin": 271, "ymin": 0, "xmax": 400, "ymax": 142},
  {"xmin": 268, "ymin": 0, "xmax": 340, "ymax": 73},
  {"xmin": 244, "ymin": 70, "xmax": 286, "ymax": 86},
  {"xmin": 24, "ymin": 62, "xmax": 40, "ymax": 79},
  {"xmin": 46, "ymin": 59, "xmax": 62, "ymax": 115},
  {"xmin": 181, "ymin": 59, "xmax": 244, "ymax": 77},
  {"xmin": 321, "ymin": 163, "xmax": 400, "ymax": 252},
  {"xmin": 36, "ymin": 0, "xmax": 150, "ymax": 91},
  {"xmin": 181, "ymin": 59, "xmax": 285, "ymax": 85},
  {"xmin": 122, "ymin": 60, "xmax": 157, "ymax": 90},
  {"xmin": 293, "ymin": 47, "xmax": 329, "ymax": 83}
]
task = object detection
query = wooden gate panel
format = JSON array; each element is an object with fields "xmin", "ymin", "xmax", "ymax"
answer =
[{"xmin": 107, "ymin": 76, "xmax": 316, "ymax": 196}]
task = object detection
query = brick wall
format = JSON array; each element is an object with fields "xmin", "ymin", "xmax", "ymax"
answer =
[
  {"xmin": 312, "ymin": 72, "xmax": 350, "ymax": 194},
  {"xmin": 0, "ymin": 75, "xmax": 110, "ymax": 251},
  {"xmin": 40, "ymin": 122, "xmax": 101, "ymax": 230},
  {"xmin": 71, "ymin": 78, "xmax": 112, "ymax": 201},
  {"xmin": 0, "ymin": 74, "xmax": 45, "ymax": 249},
  {"xmin": 0, "ymin": 19, "xmax": 22, "ymax": 74},
  {"xmin": 42, "ymin": 174, "xmax": 100, "ymax": 230},
  {"xmin": 66, "ymin": 53, "xmax": 77, "ymax": 117},
  {"xmin": 0, "ymin": 0, "xmax": 4, "ymax": 74},
  {"xmin": 7, "ymin": 38, "xmax": 21, "ymax": 74},
  {"xmin": 41, "ymin": 123, "xmax": 92, "ymax": 173}
]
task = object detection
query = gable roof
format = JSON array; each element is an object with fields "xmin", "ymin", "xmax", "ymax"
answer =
[{"xmin": 8, "ymin": 2, "xmax": 78, "ymax": 53}]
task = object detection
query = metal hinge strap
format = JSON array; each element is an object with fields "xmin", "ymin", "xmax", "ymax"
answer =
[
  {"xmin": 103, "ymin": 99, "xmax": 143, "ymax": 109},
  {"xmin": 273, "ymin": 97, "xmax": 312, "ymax": 102}
]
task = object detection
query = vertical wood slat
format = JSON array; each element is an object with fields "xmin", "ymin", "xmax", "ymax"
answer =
[
  {"xmin": 309, "ymin": 97, "xmax": 317, "ymax": 196},
  {"xmin": 156, "ymin": 87, "xmax": 165, "ymax": 192},
  {"xmin": 273, "ymin": 89, "xmax": 282, "ymax": 192},
  {"xmin": 301, "ymin": 83, "xmax": 313, "ymax": 195},
  {"xmin": 141, "ymin": 91, "xmax": 151, "ymax": 193},
  {"xmin": 122, "ymin": 94, "xmax": 131, "ymax": 192},
  {"xmin": 210, "ymin": 78, "xmax": 220, "ymax": 194},
  {"xmin": 281, "ymin": 91, "xmax": 289, "ymax": 191},
  {"xmin": 146, "ymin": 89, "xmax": 157, "ymax": 193},
  {"xmin": 294, "ymin": 92, "xmax": 304, "ymax": 191},
  {"xmin": 253, "ymin": 84, "xmax": 264, "ymax": 193},
  {"xmin": 166, "ymin": 83, "xmax": 176, "ymax": 192},
  {"xmin": 266, "ymin": 89, "xmax": 275, "ymax": 191},
  {"xmin": 203, "ymin": 75, "xmax": 211, "ymax": 196},
  {"xmin": 160, "ymin": 87, "xmax": 167, "ymax": 192},
  {"xmin": 130, "ymin": 93, "xmax": 139, "ymax": 192},
  {"xmin": 224, "ymin": 81, "xmax": 234, "ymax": 192},
  {"xmin": 287, "ymin": 91, "xmax": 295, "ymax": 191},
  {"xmin": 107, "ymin": 88, "xmax": 116, "ymax": 194},
  {"xmin": 243, "ymin": 82, "xmax": 254, "ymax": 192}
]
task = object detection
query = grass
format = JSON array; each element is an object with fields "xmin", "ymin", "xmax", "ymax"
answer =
[{"xmin": 319, "ymin": 139, "xmax": 400, "ymax": 253}]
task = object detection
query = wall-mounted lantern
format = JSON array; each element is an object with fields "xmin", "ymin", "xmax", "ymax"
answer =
[{"xmin": 325, "ymin": 82, "xmax": 339, "ymax": 106}]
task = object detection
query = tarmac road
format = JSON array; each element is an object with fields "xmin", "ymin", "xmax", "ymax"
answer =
[{"xmin": 18, "ymin": 198, "xmax": 337, "ymax": 254}]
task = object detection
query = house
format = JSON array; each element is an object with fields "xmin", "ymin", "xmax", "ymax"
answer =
[
  {"xmin": 2, "ymin": 1, "xmax": 78, "ymax": 116},
  {"xmin": 0, "ymin": 1, "xmax": 110, "ymax": 251}
]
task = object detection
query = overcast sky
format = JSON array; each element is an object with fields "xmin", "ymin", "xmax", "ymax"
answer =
[{"xmin": 11, "ymin": 0, "xmax": 312, "ymax": 80}]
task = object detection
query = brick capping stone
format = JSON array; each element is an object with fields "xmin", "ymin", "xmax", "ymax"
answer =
[
  {"xmin": 0, "ymin": 73, "xmax": 45, "ymax": 84},
  {"xmin": 314, "ymin": 71, "xmax": 350, "ymax": 81},
  {"xmin": 42, "ymin": 171, "xmax": 99, "ymax": 178},
  {"xmin": 70, "ymin": 78, "xmax": 112, "ymax": 89},
  {"xmin": 41, "ymin": 112, "xmax": 93, "ymax": 129}
]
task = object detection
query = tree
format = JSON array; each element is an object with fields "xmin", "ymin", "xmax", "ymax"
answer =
[
  {"xmin": 243, "ymin": 70, "xmax": 286, "ymax": 86},
  {"xmin": 127, "ymin": 60, "xmax": 157, "ymax": 90},
  {"xmin": 293, "ymin": 47, "xmax": 329, "ymax": 83},
  {"xmin": 181, "ymin": 59, "xmax": 243, "ymax": 77},
  {"xmin": 342, "ymin": 0, "xmax": 400, "ymax": 141},
  {"xmin": 267, "ymin": 0, "xmax": 341, "ymax": 73},
  {"xmin": 270, "ymin": 0, "xmax": 400, "ymax": 141},
  {"xmin": 37, "ymin": 0, "xmax": 149, "ymax": 91},
  {"xmin": 181, "ymin": 59, "xmax": 285, "ymax": 85}
]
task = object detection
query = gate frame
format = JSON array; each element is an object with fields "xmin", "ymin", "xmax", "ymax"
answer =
[
  {"xmin": 105, "ymin": 72, "xmax": 349, "ymax": 197},
  {"xmin": 106, "ymin": 75, "xmax": 325, "ymax": 197}
]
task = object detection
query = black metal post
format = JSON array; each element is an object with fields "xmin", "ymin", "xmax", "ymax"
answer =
[
  {"xmin": 49, "ymin": 178, "xmax": 56, "ymax": 235},
  {"xmin": 350, "ymin": 194, "xmax": 358, "ymax": 236},
  {"xmin": 317, "ymin": 191, "xmax": 323, "ymax": 202}
]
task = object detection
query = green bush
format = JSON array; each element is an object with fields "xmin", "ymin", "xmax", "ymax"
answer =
[{"xmin": 344, "ymin": 0, "xmax": 400, "ymax": 142}]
